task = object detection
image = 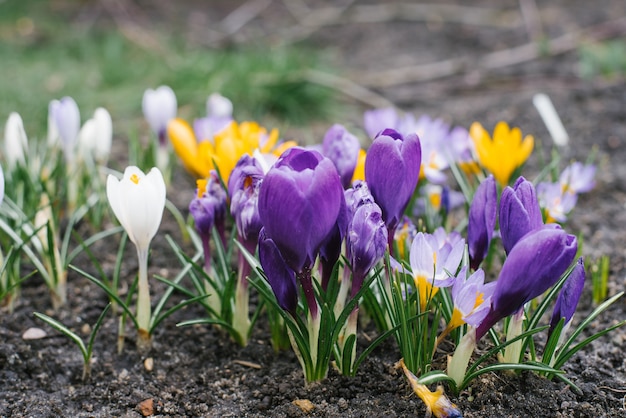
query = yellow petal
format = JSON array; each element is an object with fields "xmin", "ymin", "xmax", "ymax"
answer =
[
  {"xmin": 168, "ymin": 118, "xmax": 202, "ymax": 177},
  {"xmin": 351, "ymin": 148, "xmax": 366, "ymax": 183}
]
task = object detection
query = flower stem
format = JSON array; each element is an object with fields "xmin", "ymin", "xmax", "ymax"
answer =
[
  {"xmin": 503, "ymin": 309, "xmax": 525, "ymax": 364},
  {"xmin": 136, "ymin": 247, "xmax": 152, "ymax": 352},
  {"xmin": 232, "ymin": 246, "xmax": 252, "ymax": 346}
]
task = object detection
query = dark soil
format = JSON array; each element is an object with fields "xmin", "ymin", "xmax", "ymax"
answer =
[{"xmin": 2, "ymin": 1, "xmax": 626, "ymax": 417}]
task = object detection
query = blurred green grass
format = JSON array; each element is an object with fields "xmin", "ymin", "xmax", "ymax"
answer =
[{"xmin": 0, "ymin": 0, "xmax": 338, "ymax": 140}]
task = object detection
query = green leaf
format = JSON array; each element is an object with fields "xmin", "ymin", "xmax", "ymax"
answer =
[{"xmin": 34, "ymin": 312, "xmax": 87, "ymax": 360}]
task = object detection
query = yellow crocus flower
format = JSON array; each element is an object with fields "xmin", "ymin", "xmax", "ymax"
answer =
[
  {"xmin": 398, "ymin": 359, "xmax": 462, "ymax": 418},
  {"xmin": 168, "ymin": 118, "xmax": 216, "ymax": 178},
  {"xmin": 168, "ymin": 118, "xmax": 281, "ymax": 183},
  {"xmin": 212, "ymin": 121, "xmax": 279, "ymax": 183},
  {"xmin": 470, "ymin": 121, "xmax": 534, "ymax": 187}
]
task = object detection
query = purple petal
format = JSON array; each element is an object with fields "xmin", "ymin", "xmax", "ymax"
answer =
[{"xmin": 258, "ymin": 229, "xmax": 298, "ymax": 315}]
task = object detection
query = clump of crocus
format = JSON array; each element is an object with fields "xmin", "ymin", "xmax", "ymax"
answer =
[
  {"xmin": 322, "ymin": 124, "xmax": 361, "ymax": 188},
  {"xmin": 258, "ymin": 147, "xmax": 344, "ymax": 382},
  {"xmin": 499, "ymin": 176, "xmax": 543, "ymax": 254},
  {"xmin": 106, "ymin": 166, "xmax": 166, "ymax": 352},
  {"xmin": 189, "ymin": 170, "xmax": 227, "ymax": 315},
  {"xmin": 475, "ymin": 224, "xmax": 578, "ymax": 340},
  {"xmin": 228, "ymin": 155, "xmax": 265, "ymax": 345},
  {"xmin": 467, "ymin": 175, "xmax": 497, "ymax": 270},
  {"xmin": 364, "ymin": 129, "xmax": 421, "ymax": 249},
  {"xmin": 470, "ymin": 121, "xmax": 534, "ymax": 187}
]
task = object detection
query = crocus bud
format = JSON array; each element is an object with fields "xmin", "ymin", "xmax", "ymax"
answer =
[
  {"xmin": 190, "ymin": 171, "xmax": 227, "ymax": 239},
  {"xmin": 499, "ymin": 176, "xmax": 543, "ymax": 254},
  {"xmin": 258, "ymin": 228, "xmax": 298, "ymax": 315},
  {"xmin": 344, "ymin": 180, "xmax": 375, "ymax": 216},
  {"xmin": 258, "ymin": 147, "xmax": 343, "ymax": 273},
  {"xmin": 364, "ymin": 129, "xmax": 421, "ymax": 233},
  {"xmin": 206, "ymin": 92, "xmax": 233, "ymax": 118},
  {"xmin": 4, "ymin": 112, "xmax": 28, "ymax": 168},
  {"xmin": 322, "ymin": 124, "xmax": 361, "ymax": 188},
  {"xmin": 106, "ymin": 166, "xmax": 166, "ymax": 252},
  {"xmin": 78, "ymin": 107, "xmax": 113, "ymax": 165},
  {"xmin": 467, "ymin": 175, "xmax": 497, "ymax": 270},
  {"xmin": 142, "ymin": 86, "xmax": 177, "ymax": 145},
  {"xmin": 549, "ymin": 257, "xmax": 585, "ymax": 337},
  {"xmin": 228, "ymin": 155, "xmax": 264, "ymax": 244},
  {"xmin": 476, "ymin": 224, "xmax": 578, "ymax": 340},
  {"xmin": 50, "ymin": 97, "xmax": 80, "ymax": 161},
  {"xmin": 347, "ymin": 201, "xmax": 387, "ymax": 295}
]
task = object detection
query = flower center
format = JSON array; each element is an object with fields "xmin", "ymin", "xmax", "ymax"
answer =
[{"xmin": 130, "ymin": 174, "xmax": 140, "ymax": 184}]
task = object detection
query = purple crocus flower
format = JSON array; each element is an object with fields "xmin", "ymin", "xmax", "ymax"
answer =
[
  {"xmin": 499, "ymin": 176, "xmax": 544, "ymax": 254},
  {"xmin": 228, "ymin": 155, "xmax": 265, "ymax": 246},
  {"xmin": 258, "ymin": 228, "xmax": 298, "ymax": 315},
  {"xmin": 258, "ymin": 147, "xmax": 343, "ymax": 273},
  {"xmin": 537, "ymin": 181, "xmax": 578, "ymax": 223},
  {"xmin": 258, "ymin": 147, "xmax": 343, "ymax": 317},
  {"xmin": 449, "ymin": 267, "xmax": 496, "ymax": 329},
  {"xmin": 475, "ymin": 224, "xmax": 578, "ymax": 339},
  {"xmin": 347, "ymin": 201, "xmax": 388, "ymax": 296},
  {"xmin": 322, "ymin": 124, "xmax": 361, "ymax": 188},
  {"xmin": 549, "ymin": 257, "xmax": 585, "ymax": 337},
  {"xmin": 190, "ymin": 172, "xmax": 227, "ymax": 237},
  {"xmin": 467, "ymin": 175, "xmax": 497, "ymax": 270},
  {"xmin": 50, "ymin": 97, "xmax": 81, "ymax": 161},
  {"xmin": 363, "ymin": 107, "xmax": 418, "ymax": 140},
  {"xmin": 559, "ymin": 162, "xmax": 596, "ymax": 194},
  {"xmin": 364, "ymin": 129, "xmax": 421, "ymax": 242},
  {"xmin": 142, "ymin": 86, "xmax": 177, "ymax": 146}
]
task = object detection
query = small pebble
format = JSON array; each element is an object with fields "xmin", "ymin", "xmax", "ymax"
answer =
[
  {"xmin": 293, "ymin": 399, "xmax": 314, "ymax": 414},
  {"xmin": 137, "ymin": 398, "xmax": 154, "ymax": 417},
  {"xmin": 22, "ymin": 327, "xmax": 47, "ymax": 340},
  {"xmin": 144, "ymin": 357, "xmax": 154, "ymax": 372}
]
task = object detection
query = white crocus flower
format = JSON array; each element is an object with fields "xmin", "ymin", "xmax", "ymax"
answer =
[
  {"xmin": 206, "ymin": 92, "xmax": 233, "ymax": 118},
  {"xmin": 106, "ymin": 166, "xmax": 166, "ymax": 351},
  {"xmin": 78, "ymin": 107, "xmax": 112, "ymax": 165},
  {"xmin": 106, "ymin": 166, "xmax": 166, "ymax": 252},
  {"xmin": 4, "ymin": 112, "xmax": 28, "ymax": 168},
  {"xmin": 49, "ymin": 97, "xmax": 81, "ymax": 163},
  {"xmin": 142, "ymin": 85, "xmax": 177, "ymax": 141}
]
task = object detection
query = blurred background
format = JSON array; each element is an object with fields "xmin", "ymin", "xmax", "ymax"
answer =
[{"xmin": 1, "ymin": 0, "xmax": 625, "ymax": 147}]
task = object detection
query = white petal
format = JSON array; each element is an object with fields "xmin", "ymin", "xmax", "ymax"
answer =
[
  {"xmin": 93, "ymin": 107, "xmax": 112, "ymax": 163},
  {"xmin": 4, "ymin": 112, "xmax": 28, "ymax": 167}
]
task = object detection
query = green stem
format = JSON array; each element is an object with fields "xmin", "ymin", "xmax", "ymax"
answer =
[
  {"xmin": 232, "ymin": 250, "xmax": 251, "ymax": 346},
  {"xmin": 136, "ymin": 246, "xmax": 152, "ymax": 352}
]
